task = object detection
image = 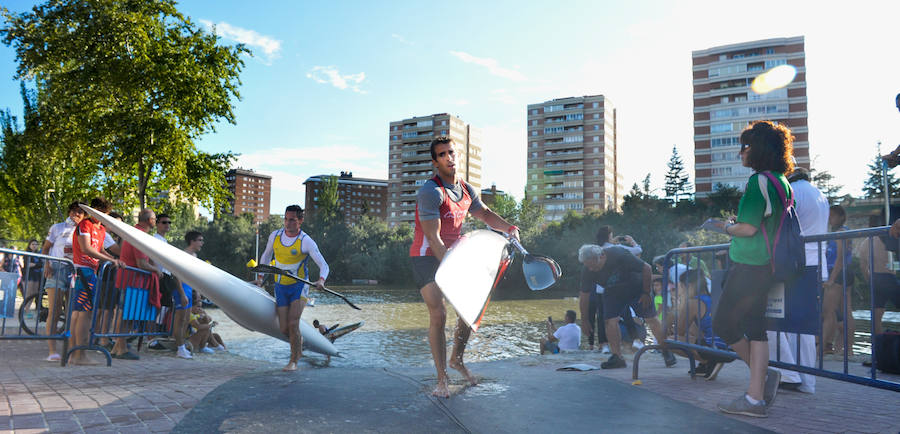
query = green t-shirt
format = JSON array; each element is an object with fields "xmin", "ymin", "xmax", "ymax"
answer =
[{"xmin": 729, "ymin": 171, "xmax": 792, "ymax": 266}]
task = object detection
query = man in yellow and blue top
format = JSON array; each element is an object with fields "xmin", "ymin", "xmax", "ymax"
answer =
[{"xmin": 258, "ymin": 205, "xmax": 329, "ymax": 372}]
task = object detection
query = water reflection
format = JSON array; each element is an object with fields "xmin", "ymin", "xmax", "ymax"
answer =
[
  {"xmin": 210, "ymin": 288, "xmax": 899, "ymax": 368},
  {"xmin": 215, "ymin": 288, "xmax": 575, "ymax": 368}
]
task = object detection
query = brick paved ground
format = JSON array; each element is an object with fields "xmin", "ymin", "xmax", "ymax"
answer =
[
  {"xmin": 537, "ymin": 348, "xmax": 900, "ymax": 434},
  {"xmin": 0, "ymin": 340, "xmax": 274, "ymax": 433},
  {"xmin": 1, "ymin": 339, "xmax": 898, "ymax": 433}
]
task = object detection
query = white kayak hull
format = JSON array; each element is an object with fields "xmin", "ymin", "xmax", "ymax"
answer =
[
  {"xmin": 435, "ymin": 230, "xmax": 511, "ymax": 332},
  {"xmin": 80, "ymin": 205, "xmax": 339, "ymax": 356}
]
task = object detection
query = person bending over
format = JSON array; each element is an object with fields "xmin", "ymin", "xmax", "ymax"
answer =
[{"xmin": 578, "ymin": 244, "xmax": 676, "ymax": 370}]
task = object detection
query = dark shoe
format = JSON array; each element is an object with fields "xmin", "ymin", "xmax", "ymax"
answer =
[
  {"xmin": 718, "ymin": 394, "xmax": 767, "ymax": 418},
  {"xmin": 778, "ymin": 381, "xmax": 802, "ymax": 391},
  {"xmin": 763, "ymin": 368, "xmax": 781, "ymax": 407},
  {"xmin": 601, "ymin": 354, "xmax": 627, "ymax": 369},
  {"xmin": 663, "ymin": 350, "xmax": 677, "ymax": 367},
  {"xmin": 691, "ymin": 362, "xmax": 712, "ymax": 377},
  {"xmin": 112, "ymin": 351, "xmax": 140, "ymax": 360}
]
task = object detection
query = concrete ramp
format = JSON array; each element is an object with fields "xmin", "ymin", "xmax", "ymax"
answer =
[{"xmin": 174, "ymin": 359, "xmax": 769, "ymax": 433}]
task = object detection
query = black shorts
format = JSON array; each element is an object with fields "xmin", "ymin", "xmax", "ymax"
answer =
[
  {"xmin": 411, "ymin": 256, "xmax": 440, "ymax": 289},
  {"xmin": 712, "ymin": 263, "xmax": 773, "ymax": 344},
  {"xmin": 159, "ymin": 274, "xmax": 178, "ymax": 307},
  {"xmin": 602, "ymin": 285, "xmax": 655, "ymax": 320},
  {"xmin": 873, "ymin": 273, "xmax": 900, "ymax": 309}
]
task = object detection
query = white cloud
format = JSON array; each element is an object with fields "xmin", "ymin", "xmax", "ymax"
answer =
[
  {"xmin": 449, "ymin": 51, "xmax": 527, "ymax": 82},
  {"xmin": 198, "ymin": 19, "xmax": 282, "ymax": 63},
  {"xmin": 391, "ymin": 33, "xmax": 414, "ymax": 45},
  {"xmin": 306, "ymin": 66, "xmax": 367, "ymax": 94}
]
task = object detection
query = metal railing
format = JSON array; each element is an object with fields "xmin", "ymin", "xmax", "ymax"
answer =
[
  {"xmin": 0, "ymin": 247, "xmax": 77, "ymax": 367},
  {"xmin": 64, "ymin": 261, "xmax": 174, "ymax": 366},
  {"xmin": 633, "ymin": 226, "xmax": 900, "ymax": 393}
]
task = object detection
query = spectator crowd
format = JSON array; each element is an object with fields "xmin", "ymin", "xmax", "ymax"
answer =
[{"xmin": 2, "ymin": 198, "xmax": 227, "ymax": 365}]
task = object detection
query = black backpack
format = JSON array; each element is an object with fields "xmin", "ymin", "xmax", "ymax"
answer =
[{"xmin": 758, "ymin": 171, "xmax": 806, "ymax": 282}]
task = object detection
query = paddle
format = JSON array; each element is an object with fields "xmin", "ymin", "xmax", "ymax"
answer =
[
  {"xmin": 506, "ymin": 235, "xmax": 562, "ymax": 290},
  {"xmin": 247, "ymin": 261, "xmax": 362, "ymax": 310}
]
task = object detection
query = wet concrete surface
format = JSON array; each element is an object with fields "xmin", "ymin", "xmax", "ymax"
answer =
[{"xmin": 173, "ymin": 359, "xmax": 769, "ymax": 433}]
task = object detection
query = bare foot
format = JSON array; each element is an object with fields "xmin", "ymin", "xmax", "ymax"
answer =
[
  {"xmin": 431, "ymin": 381, "xmax": 450, "ymax": 398},
  {"xmin": 282, "ymin": 362, "xmax": 298, "ymax": 372},
  {"xmin": 449, "ymin": 360, "xmax": 478, "ymax": 386}
]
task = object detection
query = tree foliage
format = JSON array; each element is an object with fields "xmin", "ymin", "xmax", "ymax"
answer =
[
  {"xmin": 664, "ymin": 146, "xmax": 691, "ymax": 203},
  {"xmin": 811, "ymin": 168, "xmax": 843, "ymax": 204},
  {"xmin": 0, "ymin": 84, "xmax": 97, "ymax": 240},
  {"xmin": 1, "ymin": 0, "xmax": 245, "ymax": 215},
  {"xmin": 862, "ymin": 152, "xmax": 900, "ymax": 199}
]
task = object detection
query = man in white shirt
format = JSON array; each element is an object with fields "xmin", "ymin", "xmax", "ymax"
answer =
[
  {"xmin": 768, "ymin": 167, "xmax": 828, "ymax": 394},
  {"xmin": 40, "ymin": 201, "xmax": 85, "ymax": 362},
  {"xmin": 155, "ymin": 213, "xmax": 192, "ymax": 359},
  {"xmin": 258, "ymin": 205, "xmax": 330, "ymax": 372},
  {"xmin": 541, "ymin": 310, "xmax": 581, "ymax": 354}
]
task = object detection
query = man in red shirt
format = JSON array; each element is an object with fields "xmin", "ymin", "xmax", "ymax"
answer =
[
  {"xmin": 70, "ymin": 198, "xmax": 125, "ymax": 365},
  {"xmin": 410, "ymin": 136, "xmax": 519, "ymax": 398},
  {"xmin": 109, "ymin": 208, "xmax": 162, "ymax": 360}
]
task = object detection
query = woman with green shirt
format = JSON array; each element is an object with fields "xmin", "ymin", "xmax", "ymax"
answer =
[{"xmin": 709, "ymin": 121, "xmax": 795, "ymax": 418}]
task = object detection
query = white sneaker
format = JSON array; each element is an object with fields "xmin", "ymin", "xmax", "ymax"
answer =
[
  {"xmin": 200, "ymin": 347, "xmax": 215, "ymax": 354},
  {"xmin": 632, "ymin": 340, "xmax": 645, "ymax": 351},
  {"xmin": 177, "ymin": 347, "xmax": 193, "ymax": 359},
  {"xmin": 601, "ymin": 344, "xmax": 610, "ymax": 354}
]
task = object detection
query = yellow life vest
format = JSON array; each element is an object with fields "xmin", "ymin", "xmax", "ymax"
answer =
[{"xmin": 271, "ymin": 229, "xmax": 309, "ymax": 285}]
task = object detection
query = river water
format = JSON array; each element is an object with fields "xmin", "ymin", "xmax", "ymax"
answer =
[{"xmin": 209, "ymin": 287, "xmax": 899, "ymax": 368}]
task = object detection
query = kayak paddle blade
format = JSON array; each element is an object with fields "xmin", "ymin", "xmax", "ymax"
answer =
[{"xmin": 522, "ymin": 254, "xmax": 562, "ymax": 290}]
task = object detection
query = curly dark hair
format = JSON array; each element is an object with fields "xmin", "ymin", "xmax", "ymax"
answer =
[
  {"xmin": 739, "ymin": 121, "xmax": 795, "ymax": 175},
  {"xmin": 429, "ymin": 136, "xmax": 453, "ymax": 160}
]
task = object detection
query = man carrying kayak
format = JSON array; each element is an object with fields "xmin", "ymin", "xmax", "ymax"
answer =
[
  {"xmin": 258, "ymin": 205, "xmax": 329, "ymax": 371},
  {"xmin": 410, "ymin": 136, "xmax": 520, "ymax": 398}
]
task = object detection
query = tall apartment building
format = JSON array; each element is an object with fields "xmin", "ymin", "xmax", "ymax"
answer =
[
  {"xmin": 387, "ymin": 113, "xmax": 482, "ymax": 227},
  {"xmin": 526, "ymin": 95, "xmax": 622, "ymax": 221},
  {"xmin": 303, "ymin": 171, "xmax": 388, "ymax": 224},
  {"xmin": 224, "ymin": 168, "xmax": 271, "ymax": 223},
  {"xmin": 692, "ymin": 36, "xmax": 809, "ymax": 197}
]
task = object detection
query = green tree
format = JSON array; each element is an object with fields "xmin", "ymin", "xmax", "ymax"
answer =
[
  {"xmin": 664, "ymin": 146, "xmax": 691, "ymax": 203},
  {"xmin": 707, "ymin": 183, "xmax": 742, "ymax": 216},
  {"xmin": 811, "ymin": 168, "xmax": 843, "ymax": 204},
  {"xmin": 862, "ymin": 151, "xmax": 900, "ymax": 198},
  {"xmin": 1, "ymin": 0, "xmax": 246, "ymax": 210},
  {"xmin": 0, "ymin": 84, "xmax": 96, "ymax": 239},
  {"xmin": 642, "ymin": 173, "xmax": 654, "ymax": 197},
  {"xmin": 313, "ymin": 175, "xmax": 340, "ymax": 227}
]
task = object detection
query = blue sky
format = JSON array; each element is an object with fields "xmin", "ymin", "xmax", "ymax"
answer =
[{"xmin": 2, "ymin": 0, "xmax": 899, "ymax": 215}]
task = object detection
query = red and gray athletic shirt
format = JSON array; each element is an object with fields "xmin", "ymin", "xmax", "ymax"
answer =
[
  {"xmin": 71, "ymin": 218, "xmax": 106, "ymax": 271},
  {"xmin": 409, "ymin": 176, "xmax": 484, "ymax": 257}
]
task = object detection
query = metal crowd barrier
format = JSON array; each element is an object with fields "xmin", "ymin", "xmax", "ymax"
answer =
[
  {"xmin": 633, "ymin": 226, "xmax": 900, "ymax": 393},
  {"xmin": 64, "ymin": 261, "xmax": 173, "ymax": 366},
  {"xmin": 0, "ymin": 247, "xmax": 76, "ymax": 367}
]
